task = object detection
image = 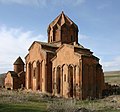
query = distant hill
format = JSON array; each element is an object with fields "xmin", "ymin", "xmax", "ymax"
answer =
[
  {"xmin": 104, "ymin": 71, "xmax": 120, "ymax": 85},
  {"xmin": 104, "ymin": 71, "xmax": 120, "ymax": 76},
  {"xmin": 0, "ymin": 73, "xmax": 6, "ymax": 87}
]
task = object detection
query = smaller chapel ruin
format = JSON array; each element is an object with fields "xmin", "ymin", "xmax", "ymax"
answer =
[
  {"xmin": 5, "ymin": 57, "xmax": 25, "ymax": 90},
  {"xmin": 25, "ymin": 12, "xmax": 105, "ymax": 99}
]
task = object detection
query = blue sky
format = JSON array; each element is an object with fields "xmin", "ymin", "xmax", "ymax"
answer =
[{"xmin": 0, "ymin": 0, "xmax": 120, "ymax": 73}]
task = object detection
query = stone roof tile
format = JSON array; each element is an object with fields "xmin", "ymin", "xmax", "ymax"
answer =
[
  {"xmin": 48, "ymin": 11, "xmax": 78, "ymax": 31},
  {"xmin": 14, "ymin": 57, "xmax": 24, "ymax": 65}
]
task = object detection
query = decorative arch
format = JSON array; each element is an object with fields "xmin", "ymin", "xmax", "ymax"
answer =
[
  {"xmin": 56, "ymin": 66, "xmax": 61, "ymax": 94},
  {"xmin": 36, "ymin": 60, "xmax": 40, "ymax": 90},
  {"xmin": 61, "ymin": 24, "xmax": 69, "ymax": 42},
  {"xmin": 53, "ymin": 24, "xmax": 61, "ymax": 42},
  {"xmin": 62, "ymin": 64, "xmax": 68, "ymax": 68},
  {"xmin": 68, "ymin": 65, "xmax": 74, "ymax": 97},
  {"xmin": 52, "ymin": 67, "xmax": 55, "ymax": 90},
  {"xmin": 28, "ymin": 62, "xmax": 32, "ymax": 89},
  {"xmin": 62, "ymin": 64, "xmax": 68, "ymax": 82},
  {"xmin": 32, "ymin": 61, "xmax": 37, "ymax": 78},
  {"xmin": 75, "ymin": 65, "xmax": 81, "ymax": 98},
  {"xmin": 32, "ymin": 61, "xmax": 37, "ymax": 68},
  {"xmin": 68, "ymin": 64, "xmax": 74, "ymax": 68}
]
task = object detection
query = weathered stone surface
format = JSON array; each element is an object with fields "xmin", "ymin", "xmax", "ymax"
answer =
[{"xmin": 25, "ymin": 12, "xmax": 105, "ymax": 99}]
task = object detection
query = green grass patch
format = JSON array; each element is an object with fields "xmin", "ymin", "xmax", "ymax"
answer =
[
  {"xmin": 0, "ymin": 102, "xmax": 47, "ymax": 112},
  {"xmin": 0, "ymin": 90, "xmax": 120, "ymax": 112}
]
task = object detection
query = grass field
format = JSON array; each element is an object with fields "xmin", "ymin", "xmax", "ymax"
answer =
[
  {"xmin": 0, "ymin": 103, "xmax": 46, "ymax": 112},
  {"xmin": 0, "ymin": 71, "xmax": 120, "ymax": 112},
  {"xmin": 104, "ymin": 71, "xmax": 120, "ymax": 85},
  {"xmin": 0, "ymin": 90, "xmax": 47, "ymax": 112},
  {"xmin": 0, "ymin": 89, "xmax": 120, "ymax": 112}
]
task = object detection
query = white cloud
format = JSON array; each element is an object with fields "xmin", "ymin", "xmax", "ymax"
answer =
[
  {"xmin": 0, "ymin": 25, "xmax": 47, "ymax": 73},
  {"xmin": 101, "ymin": 56, "xmax": 120, "ymax": 71},
  {"xmin": 0, "ymin": 0, "xmax": 85, "ymax": 7},
  {"xmin": 78, "ymin": 33, "xmax": 120, "ymax": 72},
  {"xmin": 52, "ymin": 0, "xmax": 86, "ymax": 6},
  {"xmin": 78, "ymin": 33, "xmax": 89, "ymax": 40},
  {"xmin": 0, "ymin": 0, "xmax": 46, "ymax": 6},
  {"xmin": 0, "ymin": 25, "xmax": 120, "ymax": 73}
]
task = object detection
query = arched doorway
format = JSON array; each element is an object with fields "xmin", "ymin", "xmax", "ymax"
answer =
[{"xmin": 68, "ymin": 65, "xmax": 74, "ymax": 97}]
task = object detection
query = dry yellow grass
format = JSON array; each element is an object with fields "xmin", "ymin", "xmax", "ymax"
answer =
[
  {"xmin": 104, "ymin": 71, "xmax": 120, "ymax": 85},
  {"xmin": 0, "ymin": 89, "xmax": 120, "ymax": 112},
  {"xmin": 0, "ymin": 71, "xmax": 120, "ymax": 112}
]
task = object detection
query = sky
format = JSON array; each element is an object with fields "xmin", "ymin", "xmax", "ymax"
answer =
[{"xmin": 0, "ymin": 0, "xmax": 120, "ymax": 73}]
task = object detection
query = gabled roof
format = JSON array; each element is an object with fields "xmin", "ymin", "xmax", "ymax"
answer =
[
  {"xmin": 25, "ymin": 53, "xmax": 29, "ymax": 59},
  {"xmin": 56, "ymin": 43, "xmax": 85, "ymax": 53},
  {"xmin": 51, "ymin": 44, "xmax": 80, "ymax": 61},
  {"xmin": 36, "ymin": 41, "xmax": 57, "ymax": 47},
  {"xmin": 28, "ymin": 41, "xmax": 58, "ymax": 51},
  {"xmin": 48, "ymin": 11, "xmax": 78, "ymax": 31},
  {"xmin": 51, "ymin": 43, "xmax": 96, "ymax": 62},
  {"xmin": 8, "ymin": 71, "xmax": 18, "ymax": 78},
  {"xmin": 56, "ymin": 44, "xmax": 73, "ymax": 53},
  {"xmin": 14, "ymin": 56, "xmax": 24, "ymax": 65}
]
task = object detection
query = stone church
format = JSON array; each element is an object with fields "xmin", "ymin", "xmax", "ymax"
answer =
[
  {"xmin": 5, "ymin": 57, "xmax": 25, "ymax": 90},
  {"xmin": 25, "ymin": 12, "xmax": 105, "ymax": 99}
]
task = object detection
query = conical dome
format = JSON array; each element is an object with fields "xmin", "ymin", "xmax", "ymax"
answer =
[
  {"xmin": 47, "ymin": 11, "xmax": 79, "ymax": 44},
  {"xmin": 48, "ymin": 11, "xmax": 78, "ymax": 32},
  {"xmin": 14, "ymin": 56, "xmax": 24, "ymax": 65}
]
